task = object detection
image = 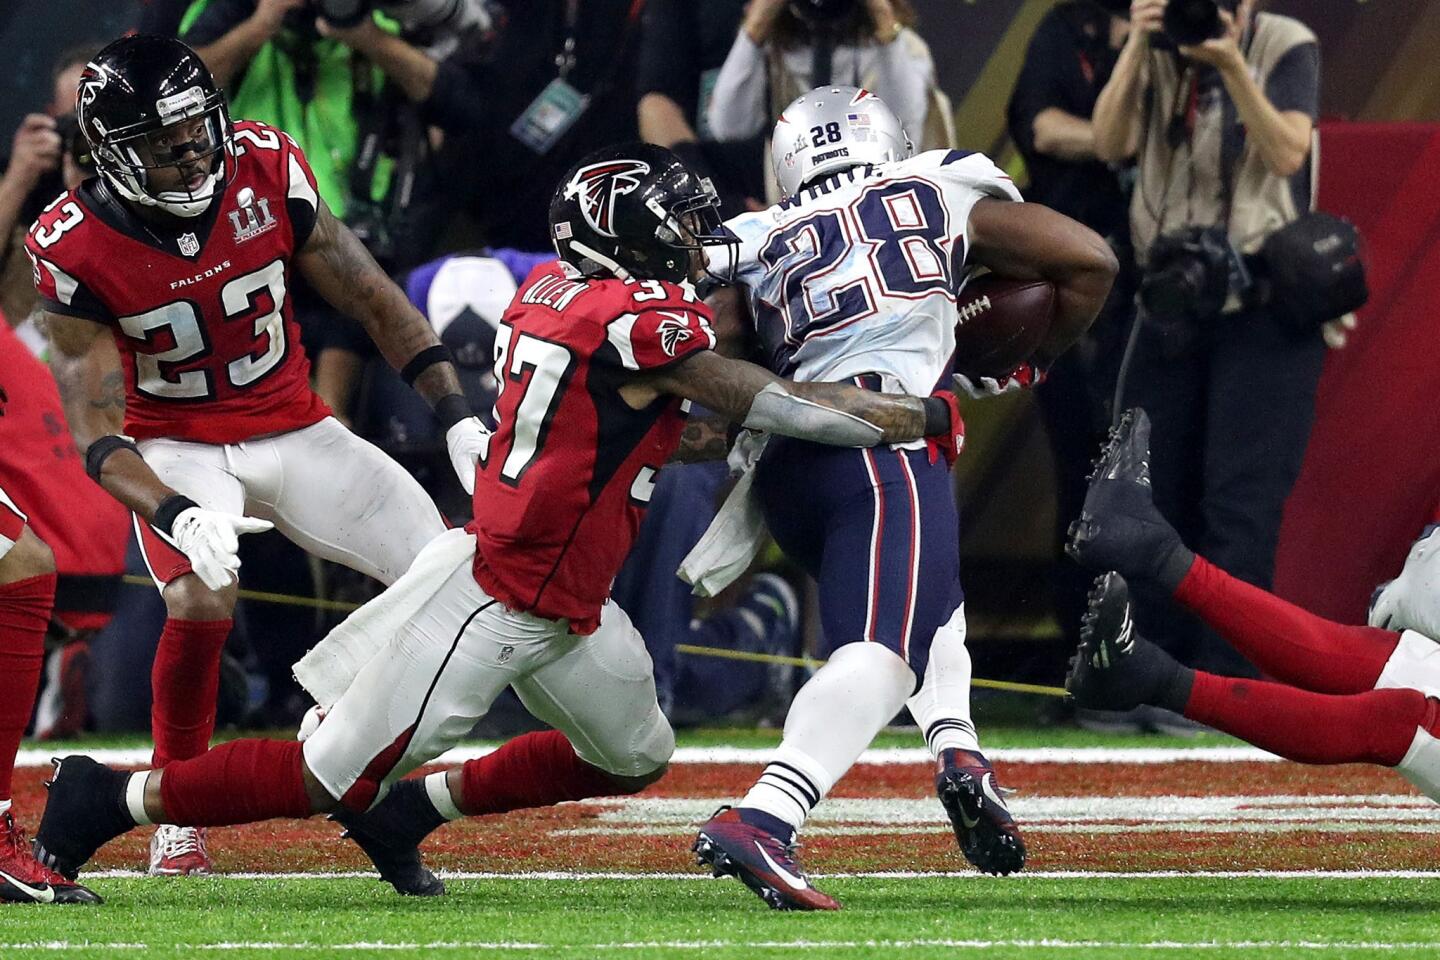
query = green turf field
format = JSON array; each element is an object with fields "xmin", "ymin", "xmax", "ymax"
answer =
[{"xmin": 5, "ymin": 875, "xmax": 1437, "ymax": 959}]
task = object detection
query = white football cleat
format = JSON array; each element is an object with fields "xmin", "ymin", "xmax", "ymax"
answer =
[{"xmin": 148, "ymin": 825, "xmax": 213, "ymax": 876}]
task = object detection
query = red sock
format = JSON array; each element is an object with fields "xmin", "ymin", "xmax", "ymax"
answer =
[
  {"xmin": 1174, "ymin": 557, "xmax": 1399, "ymax": 693},
  {"xmin": 0, "ymin": 573, "xmax": 55, "ymax": 800},
  {"xmin": 159, "ymin": 739, "xmax": 313, "ymax": 826},
  {"xmin": 1185, "ymin": 671, "xmax": 1432, "ymax": 767},
  {"xmin": 151, "ymin": 618, "xmax": 233, "ymax": 767},
  {"xmin": 457, "ymin": 731, "xmax": 633, "ymax": 816}
]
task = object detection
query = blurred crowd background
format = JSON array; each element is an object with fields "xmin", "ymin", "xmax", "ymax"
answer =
[{"xmin": 1, "ymin": 0, "xmax": 1438, "ymax": 739}]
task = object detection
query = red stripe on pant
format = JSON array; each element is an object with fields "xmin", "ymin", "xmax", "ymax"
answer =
[{"xmin": 339, "ymin": 725, "xmax": 418, "ymax": 813}]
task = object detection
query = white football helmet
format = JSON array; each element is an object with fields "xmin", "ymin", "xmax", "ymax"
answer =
[{"xmin": 771, "ymin": 86, "xmax": 913, "ymax": 197}]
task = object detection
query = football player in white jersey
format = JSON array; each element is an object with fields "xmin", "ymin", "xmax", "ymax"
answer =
[{"xmin": 693, "ymin": 86, "xmax": 1119, "ymax": 909}]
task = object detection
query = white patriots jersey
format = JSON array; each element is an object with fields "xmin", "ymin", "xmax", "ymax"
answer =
[{"xmin": 723, "ymin": 149, "xmax": 1022, "ymax": 395}]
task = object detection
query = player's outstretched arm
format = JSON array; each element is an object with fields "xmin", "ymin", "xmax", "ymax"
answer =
[
  {"xmin": 636, "ymin": 350, "xmax": 954, "ymax": 448},
  {"xmin": 46, "ymin": 311, "xmax": 272, "ymax": 589},
  {"xmin": 966, "ymin": 198, "xmax": 1119, "ymax": 367},
  {"xmin": 295, "ymin": 198, "xmax": 487, "ymax": 489},
  {"xmin": 296, "ymin": 198, "xmax": 466, "ymax": 409}
]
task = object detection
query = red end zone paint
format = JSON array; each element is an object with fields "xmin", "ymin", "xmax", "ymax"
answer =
[{"xmin": 7, "ymin": 760, "xmax": 1430, "ymax": 875}]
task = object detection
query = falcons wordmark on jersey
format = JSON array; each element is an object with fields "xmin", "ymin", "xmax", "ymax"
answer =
[
  {"xmin": 466, "ymin": 262, "xmax": 716, "ymax": 635},
  {"xmin": 25, "ymin": 120, "xmax": 330, "ymax": 444}
]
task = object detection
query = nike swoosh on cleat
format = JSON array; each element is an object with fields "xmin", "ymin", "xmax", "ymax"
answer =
[
  {"xmin": 0, "ymin": 868, "xmax": 56, "ymax": 903},
  {"xmin": 980, "ymin": 773, "xmax": 1009, "ymax": 813},
  {"xmin": 753, "ymin": 842, "xmax": 808, "ymax": 891}
]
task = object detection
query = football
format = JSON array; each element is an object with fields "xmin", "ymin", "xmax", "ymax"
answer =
[{"xmin": 952, "ymin": 274, "xmax": 1057, "ymax": 379}]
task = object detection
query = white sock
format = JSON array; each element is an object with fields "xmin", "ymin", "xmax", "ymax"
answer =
[
  {"xmin": 126, "ymin": 772, "xmax": 154, "ymax": 826},
  {"xmin": 740, "ymin": 642, "xmax": 916, "ymax": 832},
  {"xmin": 907, "ymin": 603, "xmax": 982, "ymax": 757},
  {"xmin": 424, "ymin": 771, "xmax": 463, "ymax": 821}
]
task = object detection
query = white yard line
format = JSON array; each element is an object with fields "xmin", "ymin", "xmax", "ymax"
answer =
[
  {"xmin": 79, "ymin": 868, "xmax": 1440, "ymax": 880},
  {"xmin": 13, "ymin": 744, "xmax": 1285, "ymax": 768},
  {"xmin": 6, "ymin": 939, "xmax": 1440, "ymax": 952}
]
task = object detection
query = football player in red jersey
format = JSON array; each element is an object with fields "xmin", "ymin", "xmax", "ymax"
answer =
[
  {"xmin": 25, "ymin": 35, "xmax": 484, "ymax": 876},
  {"xmin": 31, "ymin": 142, "xmax": 965, "ymax": 904},
  {"xmin": 0, "ymin": 369, "xmax": 104, "ymax": 904}
]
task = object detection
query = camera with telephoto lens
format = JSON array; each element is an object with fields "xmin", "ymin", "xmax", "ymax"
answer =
[
  {"xmin": 1157, "ymin": 0, "xmax": 1240, "ymax": 48},
  {"xmin": 1140, "ymin": 226, "xmax": 1250, "ymax": 329},
  {"xmin": 309, "ymin": 0, "xmax": 492, "ymax": 35}
]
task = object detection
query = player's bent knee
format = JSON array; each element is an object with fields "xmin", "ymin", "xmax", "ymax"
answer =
[
  {"xmin": 0, "ymin": 527, "xmax": 56, "ymax": 584},
  {"xmin": 299, "ymin": 758, "xmax": 343, "ymax": 814},
  {"xmin": 605, "ymin": 761, "xmax": 668, "ymax": 794},
  {"xmin": 593, "ymin": 706, "xmax": 675, "ymax": 784},
  {"xmin": 163, "ymin": 573, "xmax": 238, "ymax": 621}
]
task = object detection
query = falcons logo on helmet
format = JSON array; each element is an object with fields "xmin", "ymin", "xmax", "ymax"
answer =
[
  {"xmin": 655, "ymin": 311, "xmax": 695, "ymax": 357},
  {"xmin": 565, "ymin": 160, "xmax": 650, "ymax": 238}
]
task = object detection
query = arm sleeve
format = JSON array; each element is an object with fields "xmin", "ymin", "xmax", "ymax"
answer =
[
  {"xmin": 706, "ymin": 32, "xmax": 770, "ymax": 142},
  {"xmin": 866, "ymin": 29, "xmax": 935, "ymax": 147},
  {"xmin": 604, "ymin": 303, "xmax": 717, "ymax": 372},
  {"xmin": 180, "ymin": 0, "xmax": 258, "ymax": 47},
  {"xmin": 1006, "ymin": 15, "xmax": 1070, "ymax": 155},
  {"xmin": 1265, "ymin": 41, "xmax": 1320, "ymax": 120}
]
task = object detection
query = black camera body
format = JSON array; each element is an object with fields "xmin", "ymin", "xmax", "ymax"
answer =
[
  {"xmin": 1140, "ymin": 226, "xmax": 1249, "ymax": 328},
  {"xmin": 1157, "ymin": 0, "xmax": 1240, "ymax": 49}
]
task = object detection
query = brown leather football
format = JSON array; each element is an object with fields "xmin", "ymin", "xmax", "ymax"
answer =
[{"xmin": 953, "ymin": 275, "xmax": 1056, "ymax": 379}]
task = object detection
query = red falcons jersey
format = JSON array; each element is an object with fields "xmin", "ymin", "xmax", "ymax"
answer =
[
  {"xmin": 0, "ymin": 323, "xmax": 129, "ymax": 628},
  {"xmin": 24, "ymin": 120, "xmax": 330, "ymax": 444},
  {"xmin": 467, "ymin": 262, "xmax": 717, "ymax": 634}
]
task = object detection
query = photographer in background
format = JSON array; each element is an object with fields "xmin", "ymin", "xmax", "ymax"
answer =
[
  {"xmin": 317, "ymin": 0, "xmax": 643, "ymax": 251},
  {"xmin": 0, "ymin": 44, "xmax": 98, "ymax": 335},
  {"xmin": 707, "ymin": 0, "xmax": 942, "ymax": 200},
  {"xmin": 636, "ymin": 0, "xmax": 767, "ymax": 216},
  {"xmin": 1091, "ymin": 0, "xmax": 1323, "ymax": 680},
  {"xmin": 1006, "ymin": 0, "xmax": 1134, "ymax": 726}
]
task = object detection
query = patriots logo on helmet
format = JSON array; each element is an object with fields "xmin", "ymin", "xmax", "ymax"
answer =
[
  {"xmin": 655, "ymin": 311, "xmax": 695, "ymax": 357},
  {"xmin": 564, "ymin": 160, "xmax": 650, "ymax": 238}
]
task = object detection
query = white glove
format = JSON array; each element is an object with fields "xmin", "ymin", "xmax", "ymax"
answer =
[
  {"xmin": 953, "ymin": 362, "xmax": 1047, "ymax": 399},
  {"xmin": 1369, "ymin": 525, "xmax": 1440, "ymax": 637},
  {"xmin": 166, "ymin": 507, "xmax": 274, "ymax": 591},
  {"xmin": 445, "ymin": 417, "xmax": 492, "ymax": 496}
]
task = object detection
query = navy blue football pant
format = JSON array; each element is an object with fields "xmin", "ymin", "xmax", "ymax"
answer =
[{"xmin": 755, "ymin": 436, "xmax": 963, "ymax": 673}]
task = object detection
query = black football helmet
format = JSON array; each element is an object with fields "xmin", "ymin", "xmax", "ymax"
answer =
[
  {"xmin": 549, "ymin": 143, "xmax": 736, "ymax": 285},
  {"xmin": 76, "ymin": 35, "xmax": 234, "ymax": 218}
]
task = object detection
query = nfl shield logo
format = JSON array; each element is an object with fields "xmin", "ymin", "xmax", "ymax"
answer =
[{"xmin": 178, "ymin": 232, "xmax": 200, "ymax": 257}]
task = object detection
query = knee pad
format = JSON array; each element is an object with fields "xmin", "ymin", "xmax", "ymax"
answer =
[{"xmin": 602, "ymin": 705, "xmax": 675, "ymax": 780}]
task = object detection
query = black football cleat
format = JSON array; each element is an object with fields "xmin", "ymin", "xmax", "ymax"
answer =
[
  {"xmin": 1067, "ymin": 572, "xmax": 1189, "ymax": 713},
  {"xmin": 32, "ymin": 756, "xmax": 134, "ymax": 881},
  {"xmin": 0, "ymin": 812, "xmax": 103, "ymax": 904},
  {"xmin": 693, "ymin": 807, "xmax": 839, "ymax": 911},
  {"xmin": 935, "ymin": 750, "xmax": 1026, "ymax": 876},
  {"xmin": 1066, "ymin": 408, "xmax": 1194, "ymax": 591},
  {"xmin": 332, "ymin": 781, "xmax": 445, "ymax": 897}
]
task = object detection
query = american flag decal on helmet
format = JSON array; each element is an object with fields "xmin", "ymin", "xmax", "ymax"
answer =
[{"xmin": 564, "ymin": 159, "xmax": 650, "ymax": 238}]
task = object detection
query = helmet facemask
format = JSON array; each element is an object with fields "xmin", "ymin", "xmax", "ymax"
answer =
[
  {"xmin": 89, "ymin": 88, "xmax": 234, "ymax": 219},
  {"xmin": 649, "ymin": 179, "xmax": 739, "ymax": 285}
]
